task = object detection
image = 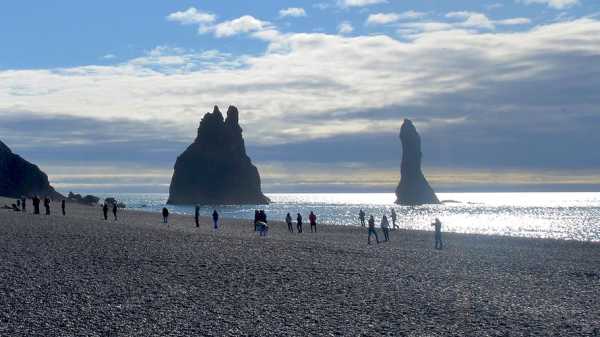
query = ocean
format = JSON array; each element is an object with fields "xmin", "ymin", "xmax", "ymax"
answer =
[{"xmin": 90, "ymin": 192, "xmax": 600, "ymax": 242}]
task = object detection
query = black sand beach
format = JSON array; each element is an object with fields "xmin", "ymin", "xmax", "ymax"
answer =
[{"xmin": 0, "ymin": 198, "xmax": 598, "ymax": 336}]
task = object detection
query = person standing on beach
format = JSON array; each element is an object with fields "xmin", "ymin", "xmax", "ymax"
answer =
[
  {"xmin": 212, "ymin": 210, "xmax": 219, "ymax": 229},
  {"xmin": 381, "ymin": 215, "xmax": 390, "ymax": 242},
  {"xmin": 195, "ymin": 205, "xmax": 200, "ymax": 228},
  {"xmin": 431, "ymin": 218, "xmax": 443, "ymax": 250},
  {"xmin": 368, "ymin": 215, "xmax": 380, "ymax": 244},
  {"xmin": 285, "ymin": 213, "xmax": 293, "ymax": 233},
  {"xmin": 296, "ymin": 213, "xmax": 303, "ymax": 233},
  {"xmin": 32, "ymin": 196, "xmax": 40, "ymax": 215},
  {"xmin": 44, "ymin": 197, "xmax": 51, "ymax": 215},
  {"xmin": 309, "ymin": 211, "xmax": 317, "ymax": 233},
  {"xmin": 359, "ymin": 209, "xmax": 366, "ymax": 227},
  {"xmin": 162, "ymin": 207, "xmax": 169, "ymax": 224},
  {"xmin": 21, "ymin": 197, "xmax": 26, "ymax": 212},
  {"xmin": 102, "ymin": 203, "xmax": 108, "ymax": 220},
  {"xmin": 391, "ymin": 209, "xmax": 398, "ymax": 230},
  {"xmin": 61, "ymin": 199, "xmax": 66, "ymax": 216},
  {"xmin": 112, "ymin": 203, "xmax": 118, "ymax": 221}
]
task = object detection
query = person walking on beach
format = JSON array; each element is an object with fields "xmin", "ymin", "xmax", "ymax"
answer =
[
  {"xmin": 296, "ymin": 213, "xmax": 303, "ymax": 233},
  {"xmin": 33, "ymin": 196, "xmax": 40, "ymax": 215},
  {"xmin": 381, "ymin": 215, "xmax": 390, "ymax": 242},
  {"xmin": 285, "ymin": 213, "xmax": 293, "ymax": 233},
  {"xmin": 61, "ymin": 199, "xmax": 66, "ymax": 216},
  {"xmin": 359, "ymin": 209, "xmax": 366, "ymax": 227},
  {"xmin": 195, "ymin": 205, "xmax": 200, "ymax": 228},
  {"xmin": 431, "ymin": 218, "xmax": 443, "ymax": 250},
  {"xmin": 21, "ymin": 197, "xmax": 26, "ymax": 212},
  {"xmin": 309, "ymin": 211, "xmax": 317, "ymax": 233},
  {"xmin": 254, "ymin": 210, "xmax": 260, "ymax": 231},
  {"xmin": 112, "ymin": 203, "xmax": 118, "ymax": 221},
  {"xmin": 368, "ymin": 215, "xmax": 380, "ymax": 245},
  {"xmin": 391, "ymin": 209, "xmax": 398, "ymax": 230},
  {"xmin": 44, "ymin": 197, "xmax": 51, "ymax": 215},
  {"xmin": 212, "ymin": 210, "xmax": 219, "ymax": 229},
  {"xmin": 162, "ymin": 207, "xmax": 169, "ymax": 224},
  {"xmin": 102, "ymin": 203, "xmax": 108, "ymax": 220}
]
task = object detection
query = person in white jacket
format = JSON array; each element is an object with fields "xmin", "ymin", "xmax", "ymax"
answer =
[{"xmin": 381, "ymin": 215, "xmax": 390, "ymax": 242}]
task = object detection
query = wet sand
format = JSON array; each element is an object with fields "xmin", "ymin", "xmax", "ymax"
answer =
[{"xmin": 0, "ymin": 197, "xmax": 598, "ymax": 336}]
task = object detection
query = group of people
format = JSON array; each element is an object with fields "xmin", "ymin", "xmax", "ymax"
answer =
[
  {"xmin": 284, "ymin": 211, "xmax": 317, "ymax": 234},
  {"xmin": 360, "ymin": 209, "xmax": 443, "ymax": 249},
  {"xmin": 11, "ymin": 196, "xmax": 66, "ymax": 216},
  {"xmin": 102, "ymin": 202, "xmax": 119, "ymax": 221}
]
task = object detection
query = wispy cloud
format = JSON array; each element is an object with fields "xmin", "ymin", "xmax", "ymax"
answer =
[
  {"xmin": 366, "ymin": 11, "xmax": 427, "ymax": 26},
  {"xmin": 337, "ymin": 21, "xmax": 354, "ymax": 34},
  {"xmin": 517, "ymin": 0, "xmax": 579, "ymax": 9},
  {"xmin": 337, "ymin": 0, "xmax": 387, "ymax": 8},
  {"xmin": 279, "ymin": 7, "xmax": 307, "ymax": 18}
]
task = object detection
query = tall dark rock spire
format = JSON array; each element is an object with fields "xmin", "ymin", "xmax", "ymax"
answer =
[
  {"xmin": 0, "ymin": 140, "xmax": 62, "ymax": 199},
  {"xmin": 168, "ymin": 105, "xmax": 269, "ymax": 205},
  {"xmin": 395, "ymin": 119, "xmax": 440, "ymax": 206}
]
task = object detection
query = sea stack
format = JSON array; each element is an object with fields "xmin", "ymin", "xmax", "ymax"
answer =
[
  {"xmin": 395, "ymin": 119, "xmax": 440, "ymax": 206},
  {"xmin": 0, "ymin": 140, "xmax": 62, "ymax": 199},
  {"xmin": 168, "ymin": 106, "xmax": 270, "ymax": 205}
]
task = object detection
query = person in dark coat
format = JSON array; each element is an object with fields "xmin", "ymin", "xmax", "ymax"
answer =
[
  {"xmin": 61, "ymin": 199, "xmax": 66, "ymax": 216},
  {"xmin": 309, "ymin": 211, "xmax": 317, "ymax": 233},
  {"xmin": 296, "ymin": 213, "xmax": 303, "ymax": 233},
  {"xmin": 33, "ymin": 196, "xmax": 40, "ymax": 215},
  {"xmin": 431, "ymin": 218, "xmax": 443, "ymax": 250},
  {"xmin": 102, "ymin": 203, "xmax": 108, "ymax": 220},
  {"xmin": 359, "ymin": 209, "xmax": 366, "ymax": 227},
  {"xmin": 254, "ymin": 210, "xmax": 260, "ymax": 231},
  {"xmin": 285, "ymin": 213, "xmax": 293, "ymax": 233},
  {"xmin": 112, "ymin": 203, "xmax": 118, "ymax": 221},
  {"xmin": 162, "ymin": 207, "xmax": 169, "ymax": 224},
  {"xmin": 195, "ymin": 205, "xmax": 200, "ymax": 228},
  {"xmin": 212, "ymin": 210, "xmax": 219, "ymax": 229},
  {"xmin": 44, "ymin": 197, "xmax": 51, "ymax": 215},
  {"xmin": 21, "ymin": 197, "xmax": 26, "ymax": 212},
  {"xmin": 368, "ymin": 215, "xmax": 380, "ymax": 245}
]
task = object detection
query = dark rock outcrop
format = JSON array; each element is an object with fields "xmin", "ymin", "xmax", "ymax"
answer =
[
  {"xmin": 0, "ymin": 140, "xmax": 62, "ymax": 199},
  {"xmin": 395, "ymin": 119, "xmax": 440, "ymax": 206},
  {"xmin": 168, "ymin": 106, "xmax": 269, "ymax": 205}
]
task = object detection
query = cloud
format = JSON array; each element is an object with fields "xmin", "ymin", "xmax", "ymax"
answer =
[
  {"xmin": 337, "ymin": 0, "xmax": 387, "ymax": 8},
  {"xmin": 213, "ymin": 16, "xmax": 270, "ymax": 38},
  {"xmin": 279, "ymin": 7, "xmax": 307, "ymax": 18},
  {"xmin": 517, "ymin": 0, "xmax": 579, "ymax": 9},
  {"xmin": 337, "ymin": 21, "xmax": 354, "ymax": 34},
  {"xmin": 166, "ymin": 7, "xmax": 216, "ymax": 25},
  {"xmin": 102, "ymin": 54, "xmax": 116, "ymax": 60},
  {"xmin": 367, "ymin": 11, "xmax": 428, "ymax": 26}
]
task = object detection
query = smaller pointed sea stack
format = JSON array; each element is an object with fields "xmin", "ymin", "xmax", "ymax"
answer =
[
  {"xmin": 168, "ymin": 106, "xmax": 270, "ymax": 205},
  {"xmin": 395, "ymin": 119, "xmax": 440, "ymax": 206}
]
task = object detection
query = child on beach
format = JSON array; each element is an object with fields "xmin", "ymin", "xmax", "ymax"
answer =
[
  {"xmin": 285, "ymin": 213, "xmax": 293, "ymax": 233},
  {"xmin": 368, "ymin": 215, "xmax": 380, "ymax": 244},
  {"xmin": 162, "ymin": 207, "xmax": 169, "ymax": 224},
  {"xmin": 309, "ymin": 211, "xmax": 317, "ymax": 233},
  {"xmin": 431, "ymin": 218, "xmax": 443, "ymax": 250},
  {"xmin": 381, "ymin": 215, "xmax": 390, "ymax": 242},
  {"xmin": 212, "ymin": 210, "xmax": 219, "ymax": 229}
]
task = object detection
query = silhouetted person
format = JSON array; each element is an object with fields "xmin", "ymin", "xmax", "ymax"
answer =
[
  {"xmin": 21, "ymin": 198, "xmax": 26, "ymax": 212},
  {"xmin": 44, "ymin": 197, "xmax": 50, "ymax": 215},
  {"xmin": 260, "ymin": 210, "xmax": 267, "ymax": 223},
  {"xmin": 61, "ymin": 200, "xmax": 66, "ymax": 216},
  {"xmin": 212, "ymin": 210, "xmax": 219, "ymax": 229},
  {"xmin": 359, "ymin": 209, "xmax": 366, "ymax": 227},
  {"xmin": 381, "ymin": 215, "xmax": 390, "ymax": 242},
  {"xmin": 32, "ymin": 196, "xmax": 40, "ymax": 215},
  {"xmin": 285, "ymin": 213, "xmax": 293, "ymax": 233},
  {"xmin": 195, "ymin": 205, "xmax": 200, "ymax": 228},
  {"xmin": 368, "ymin": 215, "xmax": 379, "ymax": 245},
  {"xmin": 112, "ymin": 203, "xmax": 118, "ymax": 221},
  {"xmin": 102, "ymin": 203, "xmax": 108, "ymax": 220},
  {"xmin": 17, "ymin": 200, "xmax": 21, "ymax": 208},
  {"xmin": 296, "ymin": 213, "xmax": 303, "ymax": 233},
  {"xmin": 391, "ymin": 209, "xmax": 398, "ymax": 230},
  {"xmin": 162, "ymin": 207, "xmax": 169, "ymax": 224},
  {"xmin": 254, "ymin": 210, "xmax": 260, "ymax": 231},
  {"xmin": 432, "ymin": 218, "xmax": 443, "ymax": 250},
  {"xmin": 309, "ymin": 211, "xmax": 317, "ymax": 233}
]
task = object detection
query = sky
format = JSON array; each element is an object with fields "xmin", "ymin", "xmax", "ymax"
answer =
[{"xmin": 1, "ymin": 0, "xmax": 600, "ymax": 193}]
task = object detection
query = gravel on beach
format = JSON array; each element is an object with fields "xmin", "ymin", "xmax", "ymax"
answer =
[{"xmin": 0, "ymin": 198, "xmax": 598, "ymax": 336}]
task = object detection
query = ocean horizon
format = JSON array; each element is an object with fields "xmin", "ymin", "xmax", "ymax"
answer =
[{"xmin": 78, "ymin": 191, "xmax": 600, "ymax": 242}]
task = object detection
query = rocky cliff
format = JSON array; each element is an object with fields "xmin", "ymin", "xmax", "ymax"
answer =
[
  {"xmin": 168, "ymin": 106, "xmax": 270, "ymax": 205},
  {"xmin": 395, "ymin": 119, "xmax": 440, "ymax": 206},
  {"xmin": 0, "ymin": 140, "xmax": 62, "ymax": 199}
]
